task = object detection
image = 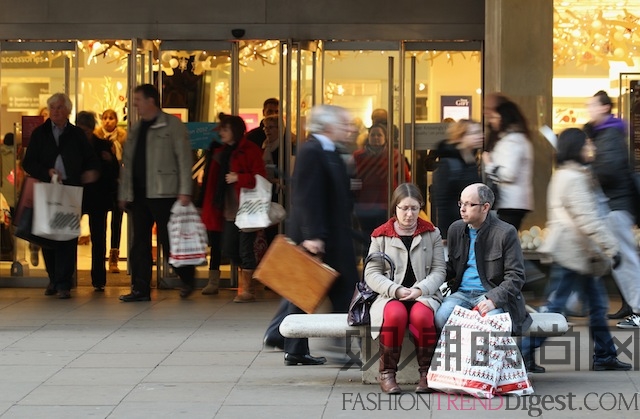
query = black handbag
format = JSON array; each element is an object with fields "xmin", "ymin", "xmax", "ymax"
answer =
[{"xmin": 347, "ymin": 252, "xmax": 395, "ymax": 326}]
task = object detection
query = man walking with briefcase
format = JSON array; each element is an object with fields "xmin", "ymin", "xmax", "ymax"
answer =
[{"xmin": 268, "ymin": 105, "xmax": 359, "ymax": 365}]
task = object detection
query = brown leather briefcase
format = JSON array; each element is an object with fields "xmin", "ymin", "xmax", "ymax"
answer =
[{"xmin": 254, "ymin": 234, "xmax": 339, "ymax": 313}]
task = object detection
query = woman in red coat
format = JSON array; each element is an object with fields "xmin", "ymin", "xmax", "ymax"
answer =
[
  {"xmin": 353, "ymin": 124, "xmax": 411, "ymax": 260},
  {"xmin": 200, "ymin": 113, "xmax": 266, "ymax": 301}
]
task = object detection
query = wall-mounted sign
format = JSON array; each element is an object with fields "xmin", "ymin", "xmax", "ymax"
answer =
[
  {"xmin": 404, "ymin": 123, "xmax": 449, "ymax": 150},
  {"xmin": 0, "ymin": 52, "xmax": 68, "ymax": 69},
  {"xmin": 164, "ymin": 108, "xmax": 188, "ymax": 122},
  {"xmin": 7, "ymin": 83, "xmax": 49, "ymax": 112},
  {"xmin": 440, "ymin": 96, "xmax": 472, "ymax": 121},
  {"xmin": 186, "ymin": 122, "xmax": 220, "ymax": 150},
  {"xmin": 240, "ymin": 111, "xmax": 261, "ymax": 131}
]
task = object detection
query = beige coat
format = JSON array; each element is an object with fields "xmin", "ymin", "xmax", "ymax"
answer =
[
  {"xmin": 364, "ymin": 219, "xmax": 446, "ymax": 339},
  {"xmin": 119, "ymin": 111, "xmax": 193, "ymax": 201},
  {"xmin": 539, "ymin": 161, "xmax": 618, "ymax": 274}
]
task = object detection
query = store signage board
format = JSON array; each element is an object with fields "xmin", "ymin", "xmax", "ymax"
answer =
[
  {"xmin": 404, "ymin": 123, "xmax": 449, "ymax": 150},
  {"xmin": 186, "ymin": 122, "xmax": 220, "ymax": 150},
  {"xmin": 0, "ymin": 52, "xmax": 68, "ymax": 69},
  {"xmin": 239, "ymin": 111, "xmax": 261, "ymax": 131},
  {"xmin": 441, "ymin": 95, "xmax": 472, "ymax": 121},
  {"xmin": 7, "ymin": 83, "xmax": 49, "ymax": 112}
]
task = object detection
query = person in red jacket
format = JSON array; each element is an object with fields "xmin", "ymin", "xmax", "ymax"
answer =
[
  {"xmin": 200, "ymin": 113, "xmax": 266, "ymax": 301},
  {"xmin": 352, "ymin": 124, "xmax": 411, "ymax": 260}
]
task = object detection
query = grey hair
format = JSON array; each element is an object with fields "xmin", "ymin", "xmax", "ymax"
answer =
[
  {"xmin": 76, "ymin": 111, "xmax": 97, "ymax": 130},
  {"xmin": 477, "ymin": 183, "xmax": 495, "ymax": 208},
  {"xmin": 306, "ymin": 105, "xmax": 348, "ymax": 134},
  {"xmin": 47, "ymin": 93, "xmax": 73, "ymax": 114}
]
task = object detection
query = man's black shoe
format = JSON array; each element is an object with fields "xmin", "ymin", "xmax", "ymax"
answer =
[
  {"xmin": 57, "ymin": 290, "xmax": 71, "ymax": 299},
  {"xmin": 284, "ymin": 353, "xmax": 327, "ymax": 366},
  {"xmin": 525, "ymin": 360, "xmax": 546, "ymax": 373},
  {"xmin": 593, "ymin": 358, "xmax": 632, "ymax": 371},
  {"xmin": 119, "ymin": 291, "xmax": 151, "ymax": 302},
  {"xmin": 179, "ymin": 285, "xmax": 194, "ymax": 299},
  {"xmin": 263, "ymin": 335, "xmax": 285, "ymax": 350},
  {"xmin": 44, "ymin": 283, "xmax": 56, "ymax": 296}
]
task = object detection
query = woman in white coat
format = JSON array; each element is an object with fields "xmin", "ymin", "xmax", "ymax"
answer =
[
  {"xmin": 365, "ymin": 183, "xmax": 446, "ymax": 394},
  {"xmin": 520, "ymin": 128, "xmax": 629, "ymax": 373},
  {"xmin": 483, "ymin": 100, "xmax": 534, "ymax": 230}
]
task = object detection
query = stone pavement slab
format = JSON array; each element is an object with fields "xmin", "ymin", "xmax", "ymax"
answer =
[{"xmin": 0, "ymin": 287, "xmax": 639, "ymax": 418}]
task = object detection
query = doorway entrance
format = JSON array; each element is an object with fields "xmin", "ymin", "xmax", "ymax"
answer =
[{"xmin": 0, "ymin": 38, "xmax": 482, "ymax": 287}]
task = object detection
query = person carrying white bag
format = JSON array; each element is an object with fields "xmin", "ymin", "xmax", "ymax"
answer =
[
  {"xmin": 198, "ymin": 113, "xmax": 266, "ymax": 302},
  {"xmin": 22, "ymin": 93, "xmax": 100, "ymax": 299}
]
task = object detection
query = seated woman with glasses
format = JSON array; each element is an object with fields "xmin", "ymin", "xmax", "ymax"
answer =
[{"xmin": 364, "ymin": 183, "xmax": 446, "ymax": 394}]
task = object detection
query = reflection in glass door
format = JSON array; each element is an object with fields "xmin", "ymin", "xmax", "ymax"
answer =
[
  {"xmin": 403, "ymin": 42, "xmax": 482, "ymax": 228},
  {"xmin": 0, "ymin": 41, "xmax": 79, "ymax": 281},
  {"xmin": 322, "ymin": 41, "xmax": 403, "ymax": 260}
]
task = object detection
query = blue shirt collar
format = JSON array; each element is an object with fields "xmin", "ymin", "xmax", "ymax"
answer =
[{"xmin": 313, "ymin": 134, "xmax": 336, "ymax": 152}]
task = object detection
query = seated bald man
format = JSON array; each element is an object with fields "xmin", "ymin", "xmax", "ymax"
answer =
[{"xmin": 435, "ymin": 183, "xmax": 532, "ymax": 337}]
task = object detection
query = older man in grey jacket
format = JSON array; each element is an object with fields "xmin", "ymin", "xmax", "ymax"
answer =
[{"xmin": 118, "ymin": 84, "xmax": 194, "ymax": 302}]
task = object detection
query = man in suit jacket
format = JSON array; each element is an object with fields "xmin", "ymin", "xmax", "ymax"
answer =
[{"xmin": 279, "ymin": 105, "xmax": 359, "ymax": 365}]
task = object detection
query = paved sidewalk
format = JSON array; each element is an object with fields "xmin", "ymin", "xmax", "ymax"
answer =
[{"xmin": 0, "ymin": 286, "xmax": 639, "ymax": 418}]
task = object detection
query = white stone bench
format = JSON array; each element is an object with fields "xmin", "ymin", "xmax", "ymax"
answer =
[{"xmin": 280, "ymin": 312, "xmax": 568, "ymax": 384}]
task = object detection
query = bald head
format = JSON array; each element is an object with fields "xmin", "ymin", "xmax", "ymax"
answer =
[{"xmin": 459, "ymin": 183, "xmax": 494, "ymax": 229}]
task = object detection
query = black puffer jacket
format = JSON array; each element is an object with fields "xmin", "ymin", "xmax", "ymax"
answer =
[{"xmin": 585, "ymin": 115, "xmax": 635, "ymax": 214}]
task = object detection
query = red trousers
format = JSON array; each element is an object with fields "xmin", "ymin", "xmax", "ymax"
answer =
[{"xmin": 379, "ymin": 300, "xmax": 437, "ymax": 348}]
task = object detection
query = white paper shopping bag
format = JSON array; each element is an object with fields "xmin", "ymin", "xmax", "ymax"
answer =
[
  {"xmin": 168, "ymin": 201, "xmax": 208, "ymax": 267},
  {"xmin": 234, "ymin": 174, "xmax": 272, "ymax": 231},
  {"xmin": 32, "ymin": 177, "xmax": 83, "ymax": 241}
]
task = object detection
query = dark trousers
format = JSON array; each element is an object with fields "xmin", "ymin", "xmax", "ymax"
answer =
[
  {"xmin": 497, "ymin": 209, "xmax": 528, "ymax": 231},
  {"xmin": 264, "ymin": 298, "xmax": 289, "ymax": 347},
  {"xmin": 129, "ymin": 195, "xmax": 194, "ymax": 294},
  {"xmin": 521, "ymin": 264, "xmax": 617, "ymax": 363},
  {"xmin": 110, "ymin": 197, "xmax": 123, "ymax": 249},
  {"xmin": 87, "ymin": 210, "xmax": 108, "ymax": 287},
  {"xmin": 207, "ymin": 230, "xmax": 223, "ymax": 271},
  {"xmin": 41, "ymin": 238, "xmax": 78, "ymax": 292},
  {"xmin": 222, "ymin": 220, "xmax": 257, "ymax": 269}
]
